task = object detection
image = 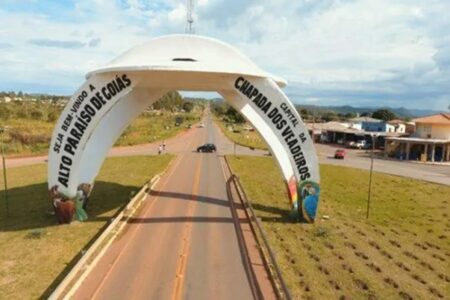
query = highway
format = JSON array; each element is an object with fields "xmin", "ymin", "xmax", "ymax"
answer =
[{"xmin": 72, "ymin": 115, "xmax": 273, "ymax": 300}]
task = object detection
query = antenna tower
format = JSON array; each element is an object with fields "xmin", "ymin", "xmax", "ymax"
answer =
[{"xmin": 186, "ymin": 0, "xmax": 194, "ymax": 34}]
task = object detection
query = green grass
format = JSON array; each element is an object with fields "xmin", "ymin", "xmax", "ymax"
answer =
[
  {"xmin": 228, "ymin": 156, "xmax": 450, "ymax": 300},
  {"xmin": 1, "ymin": 111, "xmax": 201, "ymax": 157},
  {"xmin": 1, "ymin": 119, "xmax": 54, "ymax": 156},
  {"xmin": 0, "ymin": 155, "xmax": 173, "ymax": 299},
  {"xmin": 213, "ymin": 117, "xmax": 268, "ymax": 150},
  {"xmin": 114, "ymin": 112, "xmax": 200, "ymax": 146}
]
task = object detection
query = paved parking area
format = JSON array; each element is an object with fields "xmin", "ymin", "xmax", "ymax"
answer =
[{"xmin": 316, "ymin": 144, "xmax": 450, "ymax": 186}]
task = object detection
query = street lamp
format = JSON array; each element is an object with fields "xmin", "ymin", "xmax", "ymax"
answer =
[
  {"xmin": 366, "ymin": 133, "xmax": 379, "ymax": 219},
  {"xmin": 0, "ymin": 126, "xmax": 9, "ymax": 217}
]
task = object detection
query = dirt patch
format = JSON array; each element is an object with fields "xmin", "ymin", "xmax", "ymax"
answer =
[
  {"xmin": 380, "ymin": 250, "xmax": 393, "ymax": 259},
  {"xmin": 366, "ymin": 262, "xmax": 382, "ymax": 273},
  {"xmin": 414, "ymin": 242, "xmax": 428, "ymax": 250},
  {"xmin": 388, "ymin": 240, "xmax": 401, "ymax": 248},
  {"xmin": 425, "ymin": 241, "xmax": 440, "ymax": 250},
  {"xmin": 354, "ymin": 251, "xmax": 369, "ymax": 260},
  {"xmin": 394, "ymin": 261, "xmax": 411, "ymax": 272},
  {"xmin": 354, "ymin": 279, "xmax": 369, "ymax": 291},
  {"xmin": 399, "ymin": 291, "xmax": 413, "ymax": 300},
  {"xmin": 383, "ymin": 277, "xmax": 399, "ymax": 289},
  {"xmin": 328, "ymin": 279, "xmax": 341, "ymax": 291},
  {"xmin": 428, "ymin": 287, "xmax": 444, "ymax": 298},
  {"xmin": 344, "ymin": 241, "xmax": 357, "ymax": 250},
  {"xmin": 431, "ymin": 253, "xmax": 446, "ymax": 262},
  {"xmin": 403, "ymin": 251, "xmax": 419, "ymax": 261},
  {"xmin": 341, "ymin": 263, "xmax": 354, "ymax": 274},
  {"xmin": 438, "ymin": 273, "xmax": 450, "ymax": 283},
  {"xmin": 317, "ymin": 265, "xmax": 330, "ymax": 276},
  {"xmin": 368, "ymin": 240, "xmax": 381, "ymax": 250},
  {"xmin": 308, "ymin": 252, "xmax": 320, "ymax": 262},
  {"xmin": 411, "ymin": 273, "xmax": 427, "ymax": 285},
  {"xmin": 419, "ymin": 260, "xmax": 435, "ymax": 271}
]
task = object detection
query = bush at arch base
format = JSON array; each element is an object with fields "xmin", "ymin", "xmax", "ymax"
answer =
[{"xmin": 47, "ymin": 34, "xmax": 321, "ymax": 224}]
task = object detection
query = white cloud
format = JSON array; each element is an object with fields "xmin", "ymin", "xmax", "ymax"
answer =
[{"xmin": 0, "ymin": 0, "xmax": 449, "ymax": 109}]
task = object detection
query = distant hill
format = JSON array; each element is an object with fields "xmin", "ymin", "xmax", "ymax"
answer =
[
  {"xmin": 295, "ymin": 105, "xmax": 445, "ymax": 118},
  {"xmin": 208, "ymin": 98, "xmax": 447, "ymax": 118}
]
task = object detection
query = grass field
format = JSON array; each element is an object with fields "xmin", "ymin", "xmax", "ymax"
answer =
[
  {"xmin": 1, "ymin": 111, "xmax": 201, "ymax": 157},
  {"xmin": 0, "ymin": 155, "xmax": 173, "ymax": 299},
  {"xmin": 227, "ymin": 156, "xmax": 450, "ymax": 300},
  {"xmin": 214, "ymin": 117, "xmax": 268, "ymax": 150},
  {"xmin": 114, "ymin": 112, "xmax": 200, "ymax": 146}
]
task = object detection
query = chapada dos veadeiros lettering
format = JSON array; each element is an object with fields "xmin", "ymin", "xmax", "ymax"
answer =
[{"xmin": 234, "ymin": 76, "xmax": 311, "ymax": 181}]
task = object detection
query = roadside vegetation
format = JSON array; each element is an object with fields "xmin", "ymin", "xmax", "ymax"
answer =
[
  {"xmin": 211, "ymin": 101, "xmax": 267, "ymax": 150},
  {"xmin": 115, "ymin": 111, "xmax": 200, "ymax": 146},
  {"xmin": 0, "ymin": 91, "xmax": 204, "ymax": 156},
  {"xmin": 228, "ymin": 156, "xmax": 450, "ymax": 300},
  {"xmin": 0, "ymin": 155, "xmax": 173, "ymax": 299}
]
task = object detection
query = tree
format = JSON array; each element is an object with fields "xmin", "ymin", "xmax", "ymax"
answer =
[
  {"xmin": 322, "ymin": 111, "xmax": 339, "ymax": 122},
  {"xmin": 226, "ymin": 106, "xmax": 245, "ymax": 123},
  {"xmin": 344, "ymin": 112, "xmax": 357, "ymax": 119},
  {"xmin": 300, "ymin": 108, "xmax": 309, "ymax": 120},
  {"xmin": 372, "ymin": 109, "xmax": 396, "ymax": 121},
  {"xmin": 182, "ymin": 101, "xmax": 194, "ymax": 113}
]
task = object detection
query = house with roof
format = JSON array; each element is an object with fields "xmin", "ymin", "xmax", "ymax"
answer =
[
  {"xmin": 349, "ymin": 116, "xmax": 405, "ymax": 133},
  {"xmin": 387, "ymin": 119, "xmax": 407, "ymax": 133},
  {"xmin": 385, "ymin": 113, "xmax": 450, "ymax": 162}
]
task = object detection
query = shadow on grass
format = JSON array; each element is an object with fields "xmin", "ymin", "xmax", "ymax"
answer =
[
  {"xmin": 0, "ymin": 180, "xmax": 139, "ymax": 298},
  {"xmin": 0, "ymin": 181, "xmax": 138, "ymax": 232},
  {"xmin": 250, "ymin": 202, "xmax": 296, "ymax": 224}
]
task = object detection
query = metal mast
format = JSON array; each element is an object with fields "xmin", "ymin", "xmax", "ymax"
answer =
[{"xmin": 185, "ymin": 0, "xmax": 194, "ymax": 34}]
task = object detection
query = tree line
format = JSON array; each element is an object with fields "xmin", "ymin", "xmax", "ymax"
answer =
[{"xmin": 211, "ymin": 99, "xmax": 403, "ymax": 123}]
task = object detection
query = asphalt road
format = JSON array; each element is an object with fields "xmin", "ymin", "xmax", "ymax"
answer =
[
  {"xmin": 72, "ymin": 116, "xmax": 265, "ymax": 300},
  {"xmin": 3, "ymin": 119, "xmax": 448, "ymax": 186},
  {"xmin": 316, "ymin": 144, "xmax": 450, "ymax": 186}
]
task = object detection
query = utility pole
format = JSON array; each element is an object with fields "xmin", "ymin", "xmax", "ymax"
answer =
[
  {"xmin": 185, "ymin": 0, "xmax": 194, "ymax": 34},
  {"xmin": 366, "ymin": 133, "xmax": 378, "ymax": 219},
  {"xmin": 0, "ymin": 127, "xmax": 9, "ymax": 217}
]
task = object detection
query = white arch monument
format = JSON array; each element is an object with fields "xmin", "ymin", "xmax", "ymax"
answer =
[{"xmin": 48, "ymin": 35, "xmax": 320, "ymax": 223}]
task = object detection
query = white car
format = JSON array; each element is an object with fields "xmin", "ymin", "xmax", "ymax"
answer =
[
  {"xmin": 354, "ymin": 140, "xmax": 366, "ymax": 149},
  {"xmin": 198, "ymin": 123, "xmax": 205, "ymax": 128}
]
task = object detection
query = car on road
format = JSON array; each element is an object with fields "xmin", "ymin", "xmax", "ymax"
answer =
[
  {"xmin": 197, "ymin": 143, "xmax": 216, "ymax": 153},
  {"xmin": 198, "ymin": 123, "xmax": 205, "ymax": 128},
  {"xmin": 334, "ymin": 149, "xmax": 346, "ymax": 159}
]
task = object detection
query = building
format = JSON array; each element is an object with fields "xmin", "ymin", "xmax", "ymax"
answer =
[
  {"xmin": 307, "ymin": 121, "xmax": 406, "ymax": 148},
  {"xmin": 387, "ymin": 119, "xmax": 406, "ymax": 133},
  {"xmin": 385, "ymin": 113, "xmax": 450, "ymax": 162},
  {"xmin": 349, "ymin": 116, "xmax": 405, "ymax": 133}
]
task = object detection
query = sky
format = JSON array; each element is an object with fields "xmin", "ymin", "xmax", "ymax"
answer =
[{"xmin": 0, "ymin": 0, "xmax": 449, "ymax": 110}]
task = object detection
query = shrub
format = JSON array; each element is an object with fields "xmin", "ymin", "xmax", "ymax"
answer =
[
  {"xmin": 30, "ymin": 109, "xmax": 44, "ymax": 120},
  {"xmin": 9, "ymin": 130, "xmax": 50, "ymax": 145}
]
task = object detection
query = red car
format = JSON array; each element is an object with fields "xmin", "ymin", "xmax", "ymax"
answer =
[{"xmin": 334, "ymin": 149, "xmax": 346, "ymax": 159}]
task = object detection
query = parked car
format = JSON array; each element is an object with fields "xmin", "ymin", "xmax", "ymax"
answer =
[
  {"xmin": 354, "ymin": 140, "xmax": 367, "ymax": 149},
  {"xmin": 334, "ymin": 149, "xmax": 346, "ymax": 159},
  {"xmin": 198, "ymin": 123, "xmax": 205, "ymax": 128},
  {"xmin": 346, "ymin": 141, "xmax": 355, "ymax": 148},
  {"xmin": 197, "ymin": 143, "xmax": 216, "ymax": 153}
]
